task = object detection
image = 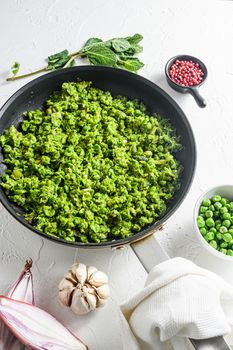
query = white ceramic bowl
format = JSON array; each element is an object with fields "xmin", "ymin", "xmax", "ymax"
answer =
[{"xmin": 194, "ymin": 185, "xmax": 233, "ymax": 261}]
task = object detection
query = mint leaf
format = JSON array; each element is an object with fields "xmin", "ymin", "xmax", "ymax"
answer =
[
  {"xmin": 125, "ymin": 33, "xmax": 143, "ymax": 45},
  {"xmin": 123, "ymin": 58, "xmax": 144, "ymax": 72},
  {"xmin": 111, "ymin": 38, "xmax": 131, "ymax": 53},
  {"xmin": 47, "ymin": 50, "xmax": 70, "ymax": 70},
  {"xmin": 120, "ymin": 45, "xmax": 143, "ymax": 58},
  {"xmin": 129, "ymin": 44, "xmax": 143, "ymax": 54},
  {"xmin": 83, "ymin": 37, "xmax": 103, "ymax": 49},
  {"xmin": 11, "ymin": 62, "xmax": 20, "ymax": 76},
  {"xmin": 86, "ymin": 45, "xmax": 117, "ymax": 66}
]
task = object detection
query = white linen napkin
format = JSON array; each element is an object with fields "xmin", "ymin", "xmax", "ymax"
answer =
[{"xmin": 121, "ymin": 257, "xmax": 233, "ymax": 350}]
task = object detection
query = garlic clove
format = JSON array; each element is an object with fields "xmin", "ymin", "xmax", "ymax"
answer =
[
  {"xmin": 59, "ymin": 277, "xmax": 75, "ymax": 291},
  {"xmin": 87, "ymin": 266, "xmax": 97, "ymax": 280},
  {"xmin": 58, "ymin": 278, "xmax": 75, "ymax": 306},
  {"xmin": 85, "ymin": 292, "xmax": 97, "ymax": 311},
  {"xmin": 83, "ymin": 285, "xmax": 96, "ymax": 295},
  {"xmin": 96, "ymin": 284, "xmax": 110, "ymax": 299},
  {"xmin": 59, "ymin": 288, "xmax": 73, "ymax": 307},
  {"xmin": 65, "ymin": 270, "xmax": 77, "ymax": 284},
  {"xmin": 71, "ymin": 289, "xmax": 90, "ymax": 315},
  {"xmin": 96, "ymin": 297, "xmax": 108, "ymax": 308},
  {"xmin": 89, "ymin": 270, "xmax": 108, "ymax": 287},
  {"xmin": 72, "ymin": 263, "xmax": 87, "ymax": 285}
]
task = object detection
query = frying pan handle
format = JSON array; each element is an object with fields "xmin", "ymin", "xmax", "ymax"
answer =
[
  {"xmin": 190, "ymin": 336, "xmax": 230, "ymax": 349},
  {"xmin": 130, "ymin": 230, "xmax": 169, "ymax": 271},
  {"xmin": 131, "ymin": 235, "xmax": 231, "ymax": 350}
]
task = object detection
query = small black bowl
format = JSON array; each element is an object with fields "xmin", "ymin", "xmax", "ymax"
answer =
[{"xmin": 165, "ymin": 54, "xmax": 207, "ymax": 108}]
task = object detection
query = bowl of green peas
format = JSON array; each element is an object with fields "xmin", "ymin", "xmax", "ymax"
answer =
[{"xmin": 194, "ymin": 185, "xmax": 233, "ymax": 259}]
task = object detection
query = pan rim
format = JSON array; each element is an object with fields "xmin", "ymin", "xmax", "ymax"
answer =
[{"xmin": 0, "ymin": 65, "xmax": 196, "ymax": 248}]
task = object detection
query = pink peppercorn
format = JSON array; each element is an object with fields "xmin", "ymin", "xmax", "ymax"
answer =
[{"xmin": 169, "ymin": 60, "xmax": 204, "ymax": 87}]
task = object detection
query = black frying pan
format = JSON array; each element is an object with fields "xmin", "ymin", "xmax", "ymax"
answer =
[{"xmin": 0, "ymin": 66, "xmax": 196, "ymax": 248}]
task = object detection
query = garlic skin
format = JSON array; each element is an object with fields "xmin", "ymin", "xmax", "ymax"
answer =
[{"xmin": 59, "ymin": 263, "xmax": 110, "ymax": 315}]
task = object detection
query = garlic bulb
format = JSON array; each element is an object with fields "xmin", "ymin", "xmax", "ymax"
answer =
[{"xmin": 59, "ymin": 263, "xmax": 110, "ymax": 315}]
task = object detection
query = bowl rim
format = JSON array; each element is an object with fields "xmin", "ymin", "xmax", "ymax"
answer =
[{"xmin": 194, "ymin": 184, "xmax": 233, "ymax": 260}]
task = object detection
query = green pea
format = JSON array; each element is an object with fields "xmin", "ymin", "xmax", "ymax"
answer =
[
  {"xmin": 197, "ymin": 220, "xmax": 205, "ymax": 228},
  {"xmin": 221, "ymin": 198, "xmax": 227, "ymax": 206},
  {"xmin": 202, "ymin": 199, "xmax": 211, "ymax": 207},
  {"xmin": 212, "ymin": 195, "xmax": 221, "ymax": 202},
  {"xmin": 226, "ymin": 204, "xmax": 230, "ymax": 210},
  {"xmin": 222, "ymin": 219, "xmax": 231, "ymax": 228},
  {"xmin": 223, "ymin": 233, "xmax": 232, "ymax": 242},
  {"xmin": 227, "ymin": 249, "xmax": 233, "ymax": 256},
  {"xmin": 229, "ymin": 202, "xmax": 233, "ymax": 212},
  {"xmin": 209, "ymin": 240, "xmax": 217, "ymax": 249},
  {"xmin": 223, "ymin": 212, "xmax": 231, "ymax": 220},
  {"xmin": 216, "ymin": 233, "xmax": 222, "ymax": 240},
  {"xmin": 205, "ymin": 210, "xmax": 213, "ymax": 218},
  {"xmin": 220, "ymin": 248, "xmax": 227, "ymax": 254},
  {"xmin": 197, "ymin": 215, "xmax": 204, "ymax": 221},
  {"xmin": 220, "ymin": 207, "xmax": 228, "ymax": 214},
  {"xmin": 220, "ymin": 242, "xmax": 228, "ymax": 248},
  {"xmin": 219, "ymin": 226, "xmax": 228, "ymax": 234},
  {"xmin": 214, "ymin": 202, "xmax": 222, "ymax": 210},
  {"xmin": 215, "ymin": 220, "xmax": 221, "ymax": 225},
  {"xmin": 200, "ymin": 227, "xmax": 207, "ymax": 235},
  {"xmin": 209, "ymin": 227, "xmax": 217, "ymax": 233},
  {"xmin": 216, "ymin": 223, "xmax": 221, "ymax": 230},
  {"xmin": 206, "ymin": 218, "xmax": 215, "ymax": 227},
  {"xmin": 200, "ymin": 206, "xmax": 208, "ymax": 214},
  {"xmin": 213, "ymin": 211, "xmax": 219, "ymax": 218},
  {"xmin": 209, "ymin": 205, "xmax": 215, "ymax": 211},
  {"xmin": 228, "ymin": 229, "xmax": 233, "ymax": 236},
  {"xmin": 229, "ymin": 239, "xmax": 233, "ymax": 245},
  {"xmin": 206, "ymin": 232, "xmax": 215, "ymax": 241}
]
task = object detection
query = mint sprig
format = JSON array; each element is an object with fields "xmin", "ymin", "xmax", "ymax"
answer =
[{"xmin": 6, "ymin": 34, "xmax": 144, "ymax": 82}]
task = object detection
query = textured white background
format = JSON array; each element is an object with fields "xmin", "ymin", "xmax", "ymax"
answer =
[{"xmin": 0, "ymin": 0, "xmax": 233, "ymax": 349}]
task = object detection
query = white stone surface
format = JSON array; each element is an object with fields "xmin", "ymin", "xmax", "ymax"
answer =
[{"xmin": 0, "ymin": 0, "xmax": 233, "ymax": 349}]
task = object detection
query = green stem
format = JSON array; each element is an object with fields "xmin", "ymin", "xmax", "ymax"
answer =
[
  {"xmin": 6, "ymin": 50, "xmax": 85, "ymax": 82},
  {"xmin": 69, "ymin": 50, "xmax": 80, "ymax": 57},
  {"xmin": 63, "ymin": 54, "xmax": 80, "ymax": 68},
  {"xmin": 6, "ymin": 67, "xmax": 48, "ymax": 81}
]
